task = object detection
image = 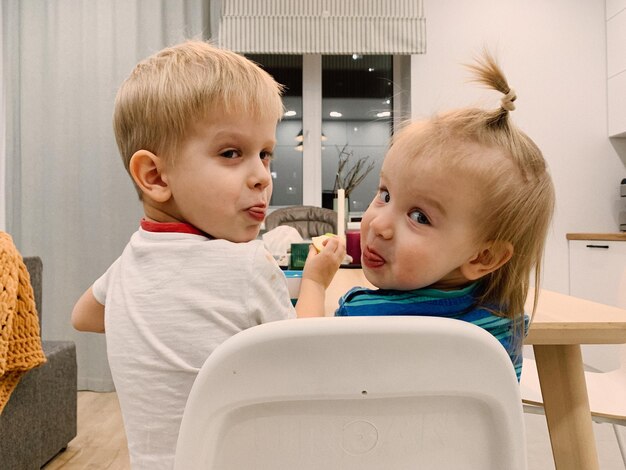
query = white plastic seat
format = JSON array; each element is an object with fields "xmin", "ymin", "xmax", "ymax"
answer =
[
  {"xmin": 520, "ymin": 346, "xmax": 626, "ymax": 466},
  {"xmin": 174, "ymin": 316, "xmax": 527, "ymax": 470}
]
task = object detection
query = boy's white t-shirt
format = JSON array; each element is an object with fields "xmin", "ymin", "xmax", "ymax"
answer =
[{"xmin": 92, "ymin": 227, "xmax": 296, "ymax": 470}]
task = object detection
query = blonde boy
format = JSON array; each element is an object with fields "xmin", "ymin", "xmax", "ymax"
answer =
[{"xmin": 72, "ymin": 40, "xmax": 344, "ymax": 469}]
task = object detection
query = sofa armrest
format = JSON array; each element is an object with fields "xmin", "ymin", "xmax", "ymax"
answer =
[{"xmin": 0, "ymin": 341, "xmax": 77, "ymax": 467}]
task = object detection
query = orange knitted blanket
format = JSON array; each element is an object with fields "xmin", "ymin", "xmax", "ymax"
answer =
[{"xmin": 0, "ymin": 232, "xmax": 46, "ymax": 414}]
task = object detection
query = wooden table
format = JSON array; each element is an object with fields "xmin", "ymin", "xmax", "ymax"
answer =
[{"xmin": 324, "ymin": 268, "xmax": 626, "ymax": 470}]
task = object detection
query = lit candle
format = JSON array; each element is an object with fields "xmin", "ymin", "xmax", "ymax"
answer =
[{"xmin": 336, "ymin": 188, "xmax": 345, "ymax": 239}]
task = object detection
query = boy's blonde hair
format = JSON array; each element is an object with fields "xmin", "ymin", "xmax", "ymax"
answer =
[
  {"xmin": 113, "ymin": 40, "xmax": 284, "ymax": 195},
  {"xmin": 393, "ymin": 52, "xmax": 554, "ymax": 322}
]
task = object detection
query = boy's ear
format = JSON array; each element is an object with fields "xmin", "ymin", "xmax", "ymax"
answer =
[
  {"xmin": 460, "ymin": 240, "xmax": 514, "ymax": 281},
  {"xmin": 129, "ymin": 150, "xmax": 171, "ymax": 203}
]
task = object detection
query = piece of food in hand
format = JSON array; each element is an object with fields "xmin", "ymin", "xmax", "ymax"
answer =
[{"xmin": 311, "ymin": 233, "xmax": 335, "ymax": 252}]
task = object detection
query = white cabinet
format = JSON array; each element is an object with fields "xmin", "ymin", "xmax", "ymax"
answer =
[
  {"xmin": 568, "ymin": 237, "xmax": 626, "ymax": 370},
  {"xmin": 607, "ymin": 2, "xmax": 626, "ymax": 137},
  {"xmin": 569, "ymin": 239, "xmax": 626, "ymax": 307}
]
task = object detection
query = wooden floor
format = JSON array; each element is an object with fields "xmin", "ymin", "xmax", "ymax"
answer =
[{"xmin": 43, "ymin": 392, "xmax": 130, "ymax": 469}]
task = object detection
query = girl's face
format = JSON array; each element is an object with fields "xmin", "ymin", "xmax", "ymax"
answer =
[{"xmin": 359, "ymin": 147, "xmax": 488, "ymax": 291}]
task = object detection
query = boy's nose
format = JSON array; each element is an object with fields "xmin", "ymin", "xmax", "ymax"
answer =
[{"xmin": 248, "ymin": 159, "xmax": 271, "ymax": 190}]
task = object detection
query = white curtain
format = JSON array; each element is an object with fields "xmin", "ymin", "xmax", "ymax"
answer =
[
  {"xmin": 0, "ymin": 1, "xmax": 5, "ymax": 231},
  {"xmin": 3, "ymin": 0, "xmax": 208, "ymax": 391},
  {"xmin": 216, "ymin": 0, "xmax": 426, "ymax": 54}
]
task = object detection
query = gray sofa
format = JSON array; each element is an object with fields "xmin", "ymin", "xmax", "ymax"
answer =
[{"xmin": 0, "ymin": 257, "xmax": 77, "ymax": 469}]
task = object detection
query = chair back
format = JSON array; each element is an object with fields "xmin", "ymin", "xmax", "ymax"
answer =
[
  {"xmin": 174, "ymin": 316, "xmax": 527, "ymax": 470},
  {"xmin": 522, "ymin": 351, "xmax": 626, "ymax": 425},
  {"xmin": 264, "ymin": 205, "xmax": 337, "ymax": 238}
]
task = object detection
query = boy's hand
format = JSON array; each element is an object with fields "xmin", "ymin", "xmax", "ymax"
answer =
[{"xmin": 301, "ymin": 235, "xmax": 346, "ymax": 289}]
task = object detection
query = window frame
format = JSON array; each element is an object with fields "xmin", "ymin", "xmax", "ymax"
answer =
[{"xmin": 276, "ymin": 54, "xmax": 411, "ymax": 208}]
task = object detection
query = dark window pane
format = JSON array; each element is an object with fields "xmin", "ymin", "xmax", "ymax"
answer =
[
  {"xmin": 246, "ymin": 54, "xmax": 303, "ymax": 206},
  {"xmin": 322, "ymin": 55, "xmax": 392, "ymax": 214}
]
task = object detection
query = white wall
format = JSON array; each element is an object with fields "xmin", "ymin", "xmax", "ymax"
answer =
[{"xmin": 412, "ymin": 0, "xmax": 626, "ymax": 294}]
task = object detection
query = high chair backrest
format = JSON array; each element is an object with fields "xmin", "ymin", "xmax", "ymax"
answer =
[{"xmin": 174, "ymin": 316, "xmax": 527, "ymax": 470}]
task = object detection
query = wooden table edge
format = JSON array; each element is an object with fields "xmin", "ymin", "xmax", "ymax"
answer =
[
  {"xmin": 525, "ymin": 326, "xmax": 626, "ymax": 345},
  {"xmin": 566, "ymin": 233, "xmax": 626, "ymax": 241}
]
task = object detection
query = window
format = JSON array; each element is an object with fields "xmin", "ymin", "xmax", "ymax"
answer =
[
  {"xmin": 249, "ymin": 53, "xmax": 406, "ymax": 216},
  {"xmin": 247, "ymin": 55, "xmax": 304, "ymax": 206},
  {"xmin": 321, "ymin": 55, "xmax": 392, "ymax": 214}
]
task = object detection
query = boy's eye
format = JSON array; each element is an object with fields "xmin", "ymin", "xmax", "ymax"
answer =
[
  {"xmin": 409, "ymin": 209, "xmax": 430, "ymax": 225},
  {"xmin": 220, "ymin": 149, "xmax": 241, "ymax": 159},
  {"xmin": 260, "ymin": 151, "xmax": 274, "ymax": 161},
  {"xmin": 378, "ymin": 189, "xmax": 390, "ymax": 203}
]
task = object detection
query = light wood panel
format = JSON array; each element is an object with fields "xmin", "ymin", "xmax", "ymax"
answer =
[
  {"xmin": 524, "ymin": 288, "xmax": 626, "ymax": 345},
  {"xmin": 566, "ymin": 233, "xmax": 626, "ymax": 241},
  {"xmin": 43, "ymin": 392, "xmax": 130, "ymax": 470}
]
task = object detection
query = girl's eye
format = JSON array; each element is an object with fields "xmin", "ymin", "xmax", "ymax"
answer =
[
  {"xmin": 409, "ymin": 209, "xmax": 430, "ymax": 225},
  {"xmin": 378, "ymin": 189, "xmax": 390, "ymax": 203},
  {"xmin": 220, "ymin": 149, "xmax": 241, "ymax": 159}
]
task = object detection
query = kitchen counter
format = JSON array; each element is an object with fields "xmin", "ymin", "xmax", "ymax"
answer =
[{"xmin": 566, "ymin": 233, "xmax": 626, "ymax": 241}]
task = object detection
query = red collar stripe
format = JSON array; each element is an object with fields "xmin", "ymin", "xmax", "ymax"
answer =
[{"xmin": 140, "ymin": 219, "xmax": 207, "ymax": 236}]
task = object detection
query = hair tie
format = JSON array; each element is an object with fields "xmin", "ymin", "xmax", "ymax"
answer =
[{"xmin": 501, "ymin": 88, "xmax": 516, "ymax": 112}]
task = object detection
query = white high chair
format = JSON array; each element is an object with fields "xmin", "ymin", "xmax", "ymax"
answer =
[
  {"xmin": 521, "ymin": 345, "xmax": 626, "ymax": 466},
  {"xmin": 174, "ymin": 316, "xmax": 527, "ymax": 470}
]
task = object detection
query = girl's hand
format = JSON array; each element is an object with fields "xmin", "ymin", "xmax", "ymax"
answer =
[{"xmin": 301, "ymin": 235, "xmax": 346, "ymax": 288}]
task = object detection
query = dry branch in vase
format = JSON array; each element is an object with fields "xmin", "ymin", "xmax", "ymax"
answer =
[{"xmin": 332, "ymin": 144, "xmax": 376, "ymax": 198}]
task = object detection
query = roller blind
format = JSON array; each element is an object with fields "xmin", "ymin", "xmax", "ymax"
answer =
[{"xmin": 215, "ymin": 0, "xmax": 425, "ymax": 54}]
